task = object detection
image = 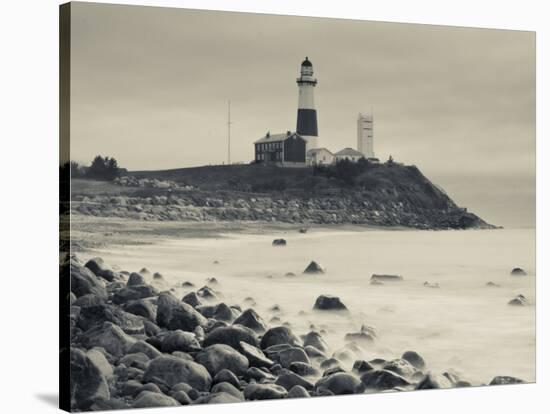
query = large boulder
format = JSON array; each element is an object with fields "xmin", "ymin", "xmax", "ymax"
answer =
[
  {"xmin": 195, "ymin": 344, "xmax": 249, "ymax": 376},
  {"xmin": 510, "ymin": 268, "xmax": 527, "ymax": 276},
  {"xmin": 156, "ymin": 292, "xmax": 208, "ymax": 331},
  {"xmin": 260, "ymin": 326, "xmax": 301, "ymax": 349},
  {"xmin": 85, "ymin": 257, "xmax": 116, "ymax": 282},
  {"xmin": 113, "ymin": 285, "xmax": 159, "ymax": 305},
  {"xmin": 275, "ymin": 370, "xmax": 314, "ymax": 391},
  {"xmin": 233, "ymin": 309, "xmax": 267, "ymax": 333},
  {"xmin": 239, "ymin": 341, "xmax": 273, "ymax": 368},
  {"xmin": 160, "ymin": 330, "xmax": 201, "ymax": 353},
  {"xmin": 132, "ymin": 391, "xmax": 179, "ymax": 408},
  {"xmin": 213, "ymin": 369, "xmax": 241, "ymax": 389},
  {"xmin": 195, "ymin": 392, "xmax": 242, "ymax": 404},
  {"xmin": 143, "ymin": 355, "xmax": 212, "ymax": 391},
  {"xmin": 371, "ymin": 274, "xmax": 403, "ymax": 282},
  {"xmin": 86, "ymin": 348, "xmax": 114, "ymax": 378},
  {"xmin": 383, "ymin": 359, "xmax": 418, "ymax": 378},
  {"xmin": 303, "ymin": 331, "xmax": 329, "ymax": 353},
  {"xmin": 316, "ymin": 372, "xmax": 361, "ymax": 395},
  {"xmin": 203, "ymin": 325, "xmax": 259, "ymax": 351},
  {"xmin": 77, "ymin": 303, "xmax": 145, "ymax": 335},
  {"xmin": 276, "ymin": 347, "xmax": 310, "ymax": 368},
  {"xmin": 123, "ymin": 299, "xmax": 157, "ymax": 322},
  {"xmin": 127, "ymin": 272, "xmax": 146, "ymax": 286},
  {"xmin": 508, "ymin": 294, "xmax": 529, "ymax": 306},
  {"xmin": 489, "ymin": 376, "xmax": 525, "ymax": 385},
  {"xmin": 244, "ymin": 383, "xmax": 288, "ymax": 400},
  {"xmin": 182, "ymin": 292, "xmax": 202, "ymax": 308},
  {"xmin": 70, "ymin": 348, "xmax": 110, "ymax": 410},
  {"xmin": 360, "ymin": 369, "xmax": 410, "ymax": 390},
  {"xmin": 303, "ymin": 261, "xmax": 325, "ymax": 274},
  {"xmin": 401, "ymin": 350, "xmax": 426, "ymax": 370},
  {"xmin": 197, "ymin": 303, "xmax": 238, "ymax": 322},
  {"xmin": 80, "ymin": 322, "xmax": 137, "ymax": 358},
  {"xmin": 287, "ymin": 385, "xmax": 310, "ymax": 398},
  {"xmin": 210, "ymin": 382, "xmax": 244, "ymax": 401},
  {"xmin": 313, "ymin": 295, "xmax": 348, "ymax": 311},
  {"xmin": 129, "ymin": 340, "xmax": 162, "ymax": 360},
  {"xmin": 416, "ymin": 373, "xmax": 453, "ymax": 389},
  {"xmin": 69, "ymin": 260, "xmax": 107, "ymax": 299},
  {"xmin": 272, "ymin": 239, "xmax": 287, "ymax": 246}
]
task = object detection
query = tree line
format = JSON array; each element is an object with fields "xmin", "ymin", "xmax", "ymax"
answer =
[{"xmin": 69, "ymin": 155, "xmax": 123, "ymax": 181}]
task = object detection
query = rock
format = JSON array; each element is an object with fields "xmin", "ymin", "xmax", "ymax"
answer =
[
  {"xmin": 213, "ymin": 369, "xmax": 241, "ymax": 389},
  {"xmin": 143, "ymin": 355, "xmax": 212, "ymax": 391},
  {"xmin": 73, "ymin": 293, "xmax": 105, "ymax": 308},
  {"xmin": 203, "ymin": 325, "xmax": 259, "ymax": 351},
  {"xmin": 489, "ymin": 376, "xmax": 525, "ymax": 385},
  {"xmin": 182, "ymin": 281, "xmax": 195, "ymax": 288},
  {"xmin": 303, "ymin": 331, "xmax": 329, "ymax": 353},
  {"xmin": 345, "ymin": 332, "xmax": 374, "ymax": 344},
  {"xmin": 211, "ymin": 382, "xmax": 244, "ymax": 401},
  {"xmin": 285, "ymin": 272, "xmax": 296, "ymax": 277},
  {"xmin": 486, "ymin": 281, "xmax": 500, "ymax": 287},
  {"xmin": 290, "ymin": 362, "xmax": 320, "ymax": 377},
  {"xmin": 360, "ymin": 369, "xmax": 411, "ymax": 390},
  {"xmin": 239, "ymin": 341, "xmax": 274, "ymax": 368},
  {"xmin": 272, "ymin": 239, "xmax": 287, "ymax": 246},
  {"xmin": 80, "ymin": 322, "xmax": 137, "ymax": 358},
  {"xmin": 85, "ymin": 257, "xmax": 116, "ymax": 282},
  {"xmin": 508, "ymin": 294, "xmax": 529, "ymax": 306},
  {"xmin": 88, "ymin": 398, "xmax": 128, "ymax": 411},
  {"xmin": 402, "ymin": 351, "xmax": 426, "ymax": 370},
  {"xmin": 119, "ymin": 380, "xmax": 143, "ymax": 397},
  {"xmin": 416, "ymin": 373, "xmax": 453, "ymax": 389},
  {"xmin": 182, "ymin": 292, "xmax": 202, "ymax": 308},
  {"xmin": 233, "ymin": 308, "xmax": 267, "ymax": 333},
  {"xmin": 303, "ymin": 261, "xmax": 325, "ymax": 274},
  {"xmin": 316, "ymin": 372, "xmax": 361, "ymax": 395},
  {"xmin": 299, "ymin": 228, "xmax": 308, "ymax": 233},
  {"xmin": 129, "ymin": 340, "xmax": 162, "ymax": 360},
  {"xmin": 261, "ymin": 326, "xmax": 301, "ymax": 349},
  {"xmin": 371, "ymin": 274, "xmax": 403, "ymax": 282},
  {"xmin": 320, "ymin": 358, "xmax": 341, "ymax": 371},
  {"xmin": 276, "ymin": 347, "xmax": 310, "ymax": 368},
  {"xmin": 423, "ymin": 281, "xmax": 440, "ymax": 288},
  {"xmin": 86, "ymin": 348, "xmax": 114, "ymax": 378},
  {"xmin": 156, "ymin": 292, "xmax": 208, "ymax": 331},
  {"xmin": 313, "ymin": 295, "xmax": 348, "ymax": 311},
  {"xmin": 123, "ymin": 299, "xmax": 157, "ymax": 322},
  {"xmin": 119, "ymin": 353, "xmax": 150, "ymax": 371},
  {"xmin": 244, "ymin": 383, "xmax": 288, "ymax": 400},
  {"xmin": 161, "ymin": 330, "xmax": 201, "ymax": 353},
  {"xmin": 246, "ymin": 366, "xmax": 276, "ymax": 382},
  {"xmin": 353, "ymin": 360, "xmax": 375, "ymax": 375},
  {"xmin": 113, "ymin": 285, "xmax": 159, "ymax": 305},
  {"xmin": 132, "ymin": 391, "xmax": 179, "ymax": 408},
  {"xmin": 171, "ymin": 382, "xmax": 194, "ymax": 395},
  {"xmin": 69, "ymin": 292, "xmax": 77, "ymax": 305},
  {"xmin": 383, "ymin": 359, "xmax": 418, "ymax": 378},
  {"xmin": 197, "ymin": 303, "xmax": 238, "ymax": 322},
  {"xmin": 69, "ymin": 260, "xmax": 107, "ymax": 299},
  {"xmin": 287, "ymin": 385, "xmax": 310, "ymax": 398},
  {"xmin": 70, "ymin": 348, "xmax": 110, "ymax": 410},
  {"xmin": 171, "ymin": 390, "xmax": 192, "ymax": 405},
  {"xmin": 304, "ymin": 345, "xmax": 326, "ymax": 359},
  {"xmin": 197, "ymin": 285, "xmax": 217, "ymax": 300},
  {"xmin": 195, "ymin": 392, "xmax": 242, "ymax": 404},
  {"xmin": 275, "ymin": 370, "xmax": 315, "ymax": 391},
  {"xmin": 510, "ymin": 268, "xmax": 527, "ymax": 276},
  {"xmin": 153, "ymin": 272, "xmax": 164, "ymax": 280},
  {"xmin": 323, "ymin": 366, "xmax": 346, "ymax": 377},
  {"xmin": 139, "ymin": 267, "xmax": 151, "ymax": 276},
  {"xmin": 127, "ymin": 272, "xmax": 146, "ymax": 286},
  {"xmin": 77, "ymin": 303, "xmax": 145, "ymax": 334},
  {"xmin": 195, "ymin": 344, "xmax": 249, "ymax": 376},
  {"xmin": 370, "ymin": 279, "xmax": 384, "ymax": 286}
]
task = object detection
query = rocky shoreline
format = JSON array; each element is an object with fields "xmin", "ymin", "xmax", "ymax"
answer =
[
  {"xmin": 65, "ymin": 254, "xmax": 523, "ymax": 411},
  {"xmin": 70, "ymin": 192, "xmax": 493, "ymax": 230}
]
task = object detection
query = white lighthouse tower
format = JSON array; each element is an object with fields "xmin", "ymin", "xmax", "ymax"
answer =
[{"xmin": 296, "ymin": 57, "xmax": 319, "ymax": 152}]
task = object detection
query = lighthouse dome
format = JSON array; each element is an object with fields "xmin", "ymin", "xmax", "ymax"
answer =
[{"xmin": 301, "ymin": 57, "xmax": 313, "ymax": 67}]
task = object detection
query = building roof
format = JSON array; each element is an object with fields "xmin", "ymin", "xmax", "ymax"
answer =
[
  {"xmin": 307, "ymin": 147, "xmax": 333, "ymax": 156},
  {"xmin": 254, "ymin": 131, "xmax": 303, "ymax": 144},
  {"xmin": 301, "ymin": 57, "xmax": 312, "ymax": 67},
  {"xmin": 334, "ymin": 147, "xmax": 364, "ymax": 157}
]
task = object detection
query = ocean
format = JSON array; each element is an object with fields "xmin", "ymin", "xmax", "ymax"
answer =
[{"xmin": 83, "ymin": 226, "xmax": 536, "ymax": 384}]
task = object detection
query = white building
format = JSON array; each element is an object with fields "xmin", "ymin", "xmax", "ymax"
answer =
[
  {"xmin": 334, "ymin": 147, "xmax": 364, "ymax": 162},
  {"xmin": 307, "ymin": 148, "xmax": 334, "ymax": 166},
  {"xmin": 357, "ymin": 113, "xmax": 375, "ymax": 159}
]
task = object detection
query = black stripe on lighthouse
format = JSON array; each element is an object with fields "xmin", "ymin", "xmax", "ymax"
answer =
[{"xmin": 296, "ymin": 109, "xmax": 318, "ymax": 137}]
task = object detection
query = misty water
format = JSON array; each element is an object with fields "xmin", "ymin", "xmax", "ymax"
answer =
[{"xmin": 85, "ymin": 226, "xmax": 535, "ymax": 384}]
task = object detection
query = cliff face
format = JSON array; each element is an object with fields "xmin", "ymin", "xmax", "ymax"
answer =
[{"xmin": 70, "ymin": 162, "xmax": 493, "ymax": 230}]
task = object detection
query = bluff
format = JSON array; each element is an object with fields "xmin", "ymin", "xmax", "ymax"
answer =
[{"xmin": 70, "ymin": 161, "xmax": 493, "ymax": 230}]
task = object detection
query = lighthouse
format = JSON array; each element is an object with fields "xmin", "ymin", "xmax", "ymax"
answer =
[{"xmin": 296, "ymin": 57, "xmax": 319, "ymax": 152}]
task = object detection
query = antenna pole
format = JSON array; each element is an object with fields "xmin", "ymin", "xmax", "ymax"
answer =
[{"xmin": 227, "ymin": 100, "xmax": 231, "ymax": 165}]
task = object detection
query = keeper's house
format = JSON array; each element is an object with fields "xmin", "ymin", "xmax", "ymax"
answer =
[{"xmin": 254, "ymin": 131, "xmax": 306, "ymax": 166}]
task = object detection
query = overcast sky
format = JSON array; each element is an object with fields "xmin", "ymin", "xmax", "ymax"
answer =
[{"xmin": 70, "ymin": 3, "xmax": 535, "ymax": 227}]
